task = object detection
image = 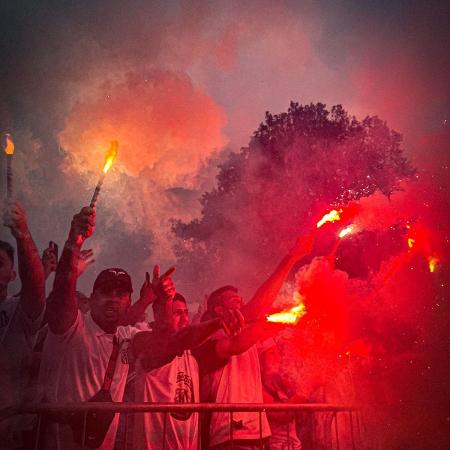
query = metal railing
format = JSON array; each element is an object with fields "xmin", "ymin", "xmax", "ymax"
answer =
[{"xmin": 16, "ymin": 402, "xmax": 362, "ymax": 449}]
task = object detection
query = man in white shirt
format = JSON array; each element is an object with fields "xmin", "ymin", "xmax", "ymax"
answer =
[
  {"xmin": 195, "ymin": 235, "xmax": 315, "ymax": 449},
  {"xmin": 132, "ymin": 277, "xmax": 244, "ymax": 450},
  {"xmin": 0, "ymin": 201, "xmax": 46, "ymax": 449},
  {"xmin": 39, "ymin": 206, "xmax": 140, "ymax": 450}
]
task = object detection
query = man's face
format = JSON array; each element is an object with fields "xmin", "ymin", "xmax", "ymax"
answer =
[
  {"xmin": 0, "ymin": 249, "xmax": 15, "ymax": 299},
  {"xmin": 170, "ymin": 299, "xmax": 189, "ymax": 333},
  {"xmin": 90, "ymin": 286, "xmax": 131, "ymax": 328},
  {"xmin": 213, "ymin": 290, "xmax": 243, "ymax": 317}
]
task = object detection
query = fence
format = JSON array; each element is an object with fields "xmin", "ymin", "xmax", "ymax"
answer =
[{"xmin": 17, "ymin": 402, "xmax": 362, "ymax": 449}]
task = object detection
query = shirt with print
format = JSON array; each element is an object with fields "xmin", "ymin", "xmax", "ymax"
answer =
[
  {"xmin": 38, "ymin": 310, "xmax": 139, "ymax": 450},
  {"xmin": 194, "ymin": 331, "xmax": 272, "ymax": 447},
  {"xmin": 133, "ymin": 350, "xmax": 199, "ymax": 450}
]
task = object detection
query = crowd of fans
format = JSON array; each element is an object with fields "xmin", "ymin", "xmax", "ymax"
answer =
[{"xmin": 0, "ymin": 199, "xmax": 317, "ymax": 450}]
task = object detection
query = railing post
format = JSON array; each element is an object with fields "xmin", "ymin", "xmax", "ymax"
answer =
[
  {"xmin": 334, "ymin": 412, "xmax": 340, "ymax": 450},
  {"xmin": 311, "ymin": 411, "xmax": 316, "ymax": 450},
  {"xmin": 229, "ymin": 411, "xmax": 234, "ymax": 449},
  {"xmin": 162, "ymin": 412, "xmax": 167, "ymax": 450},
  {"xmin": 286, "ymin": 419, "xmax": 291, "ymax": 449},
  {"xmin": 33, "ymin": 413, "xmax": 42, "ymax": 450},
  {"xmin": 349, "ymin": 411, "xmax": 356, "ymax": 450},
  {"xmin": 81, "ymin": 410, "xmax": 87, "ymax": 450},
  {"xmin": 356, "ymin": 409, "xmax": 362, "ymax": 443},
  {"xmin": 259, "ymin": 410, "xmax": 263, "ymax": 448},
  {"xmin": 123, "ymin": 412, "xmax": 129, "ymax": 450}
]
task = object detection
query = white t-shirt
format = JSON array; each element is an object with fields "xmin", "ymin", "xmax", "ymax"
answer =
[
  {"xmin": 0, "ymin": 295, "xmax": 44, "ymax": 449},
  {"xmin": 38, "ymin": 310, "xmax": 139, "ymax": 450},
  {"xmin": 134, "ymin": 350, "xmax": 199, "ymax": 450},
  {"xmin": 199, "ymin": 334, "xmax": 271, "ymax": 447}
]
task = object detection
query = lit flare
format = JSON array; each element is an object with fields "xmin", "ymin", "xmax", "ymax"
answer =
[
  {"xmin": 4, "ymin": 133, "xmax": 14, "ymax": 155},
  {"xmin": 90, "ymin": 141, "xmax": 119, "ymax": 208},
  {"xmin": 102, "ymin": 140, "xmax": 118, "ymax": 174},
  {"xmin": 4, "ymin": 133, "xmax": 14, "ymax": 199},
  {"xmin": 428, "ymin": 256, "xmax": 439, "ymax": 273},
  {"xmin": 339, "ymin": 224, "xmax": 356, "ymax": 239},
  {"xmin": 317, "ymin": 209, "xmax": 343, "ymax": 228},
  {"xmin": 266, "ymin": 292, "xmax": 306, "ymax": 325}
]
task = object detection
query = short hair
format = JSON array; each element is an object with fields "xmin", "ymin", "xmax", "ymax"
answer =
[
  {"xmin": 207, "ymin": 285, "xmax": 238, "ymax": 311},
  {"xmin": 0, "ymin": 240, "xmax": 14, "ymax": 265}
]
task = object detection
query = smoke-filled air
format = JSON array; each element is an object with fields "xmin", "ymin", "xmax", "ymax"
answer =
[{"xmin": 0, "ymin": 0, "xmax": 448, "ymax": 448}]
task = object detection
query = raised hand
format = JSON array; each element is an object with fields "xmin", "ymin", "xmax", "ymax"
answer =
[
  {"xmin": 68, "ymin": 206, "xmax": 96, "ymax": 246},
  {"xmin": 42, "ymin": 241, "xmax": 58, "ymax": 278},
  {"xmin": 3, "ymin": 201, "xmax": 29, "ymax": 240},
  {"xmin": 221, "ymin": 308, "xmax": 245, "ymax": 337},
  {"xmin": 77, "ymin": 249, "xmax": 95, "ymax": 277},
  {"xmin": 151, "ymin": 265, "xmax": 176, "ymax": 302},
  {"xmin": 139, "ymin": 271, "xmax": 157, "ymax": 305}
]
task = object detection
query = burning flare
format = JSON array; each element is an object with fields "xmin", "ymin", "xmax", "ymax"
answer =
[
  {"xmin": 428, "ymin": 256, "xmax": 439, "ymax": 273},
  {"xmin": 407, "ymin": 238, "xmax": 415, "ymax": 249},
  {"xmin": 90, "ymin": 141, "xmax": 119, "ymax": 208},
  {"xmin": 4, "ymin": 134, "xmax": 14, "ymax": 155},
  {"xmin": 266, "ymin": 292, "xmax": 307, "ymax": 325},
  {"xmin": 317, "ymin": 209, "xmax": 343, "ymax": 228},
  {"xmin": 339, "ymin": 224, "xmax": 356, "ymax": 239},
  {"xmin": 102, "ymin": 140, "xmax": 118, "ymax": 174}
]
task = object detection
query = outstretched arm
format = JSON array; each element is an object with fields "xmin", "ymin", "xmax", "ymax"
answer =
[
  {"xmin": 169, "ymin": 309, "xmax": 243, "ymax": 353},
  {"xmin": 47, "ymin": 207, "xmax": 95, "ymax": 334},
  {"xmin": 242, "ymin": 233, "xmax": 314, "ymax": 322},
  {"xmin": 215, "ymin": 320, "xmax": 282, "ymax": 359},
  {"xmin": 133, "ymin": 311, "xmax": 243, "ymax": 370},
  {"xmin": 3, "ymin": 201, "xmax": 45, "ymax": 319}
]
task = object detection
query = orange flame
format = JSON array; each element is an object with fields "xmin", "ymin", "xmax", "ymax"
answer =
[
  {"xmin": 317, "ymin": 209, "xmax": 343, "ymax": 228},
  {"xmin": 428, "ymin": 256, "xmax": 439, "ymax": 273},
  {"xmin": 407, "ymin": 237, "xmax": 415, "ymax": 249},
  {"xmin": 266, "ymin": 292, "xmax": 307, "ymax": 325},
  {"xmin": 4, "ymin": 133, "xmax": 14, "ymax": 155},
  {"xmin": 102, "ymin": 141, "xmax": 118, "ymax": 174},
  {"xmin": 339, "ymin": 224, "xmax": 356, "ymax": 239}
]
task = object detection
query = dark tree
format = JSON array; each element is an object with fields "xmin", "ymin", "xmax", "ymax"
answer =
[{"xmin": 174, "ymin": 103, "xmax": 416, "ymax": 299}]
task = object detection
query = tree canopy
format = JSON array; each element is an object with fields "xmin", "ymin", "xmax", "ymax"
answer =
[{"xmin": 174, "ymin": 102, "xmax": 416, "ymax": 298}]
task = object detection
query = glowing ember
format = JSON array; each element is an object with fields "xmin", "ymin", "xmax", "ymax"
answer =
[
  {"xmin": 339, "ymin": 224, "xmax": 356, "ymax": 239},
  {"xmin": 102, "ymin": 140, "xmax": 118, "ymax": 174},
  {"xmin": 316, "ymin": 209, "xmax": 343, "ymax": 228},
  {"xmin": 4, "ymin": 133, "xmax": 14, "ymax": 155},
  {"xmin": 4, "ymin": 133, "xmax": 14, "ymax": 199},
  {"xmin": 267, "ymin": 292, "xmax": 306, "ymax": 325},
  {"xmin": 407, "ymin": 238, "xmax": 415, "ymax": 249},
  {"xmin": 428, "ymin": 256, "xmax": 439, "ymax": 273}
]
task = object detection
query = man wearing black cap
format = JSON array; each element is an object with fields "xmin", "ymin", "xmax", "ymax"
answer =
[{"xmin": 38, "ymin": 206, "xmax": 141, "ymax": 450}]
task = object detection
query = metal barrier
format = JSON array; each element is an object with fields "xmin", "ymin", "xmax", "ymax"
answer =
[{"xmin": 17, "ymin": 402, "xmax": 361, "ymax": 449}]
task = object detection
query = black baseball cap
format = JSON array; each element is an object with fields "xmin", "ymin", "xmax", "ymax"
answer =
[{"xmin": 92, "ymin": 268, "xmax": 133, "ymax": 293}]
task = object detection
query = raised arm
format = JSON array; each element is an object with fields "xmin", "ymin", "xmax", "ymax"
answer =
[
  {"xmin": 120, "ymin": 271, "xmax": 156, "ymax": 326},
  {"xmin": 47, "ymin": 207, "xmax": 95, "ymax": 334},
  {"xmin": 242, "ymin": 233, "xmax": 314, "ymax": 322},
  {"xmin": 3, "ymin": 201, "xmax": 45, "ymax": 319}
]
